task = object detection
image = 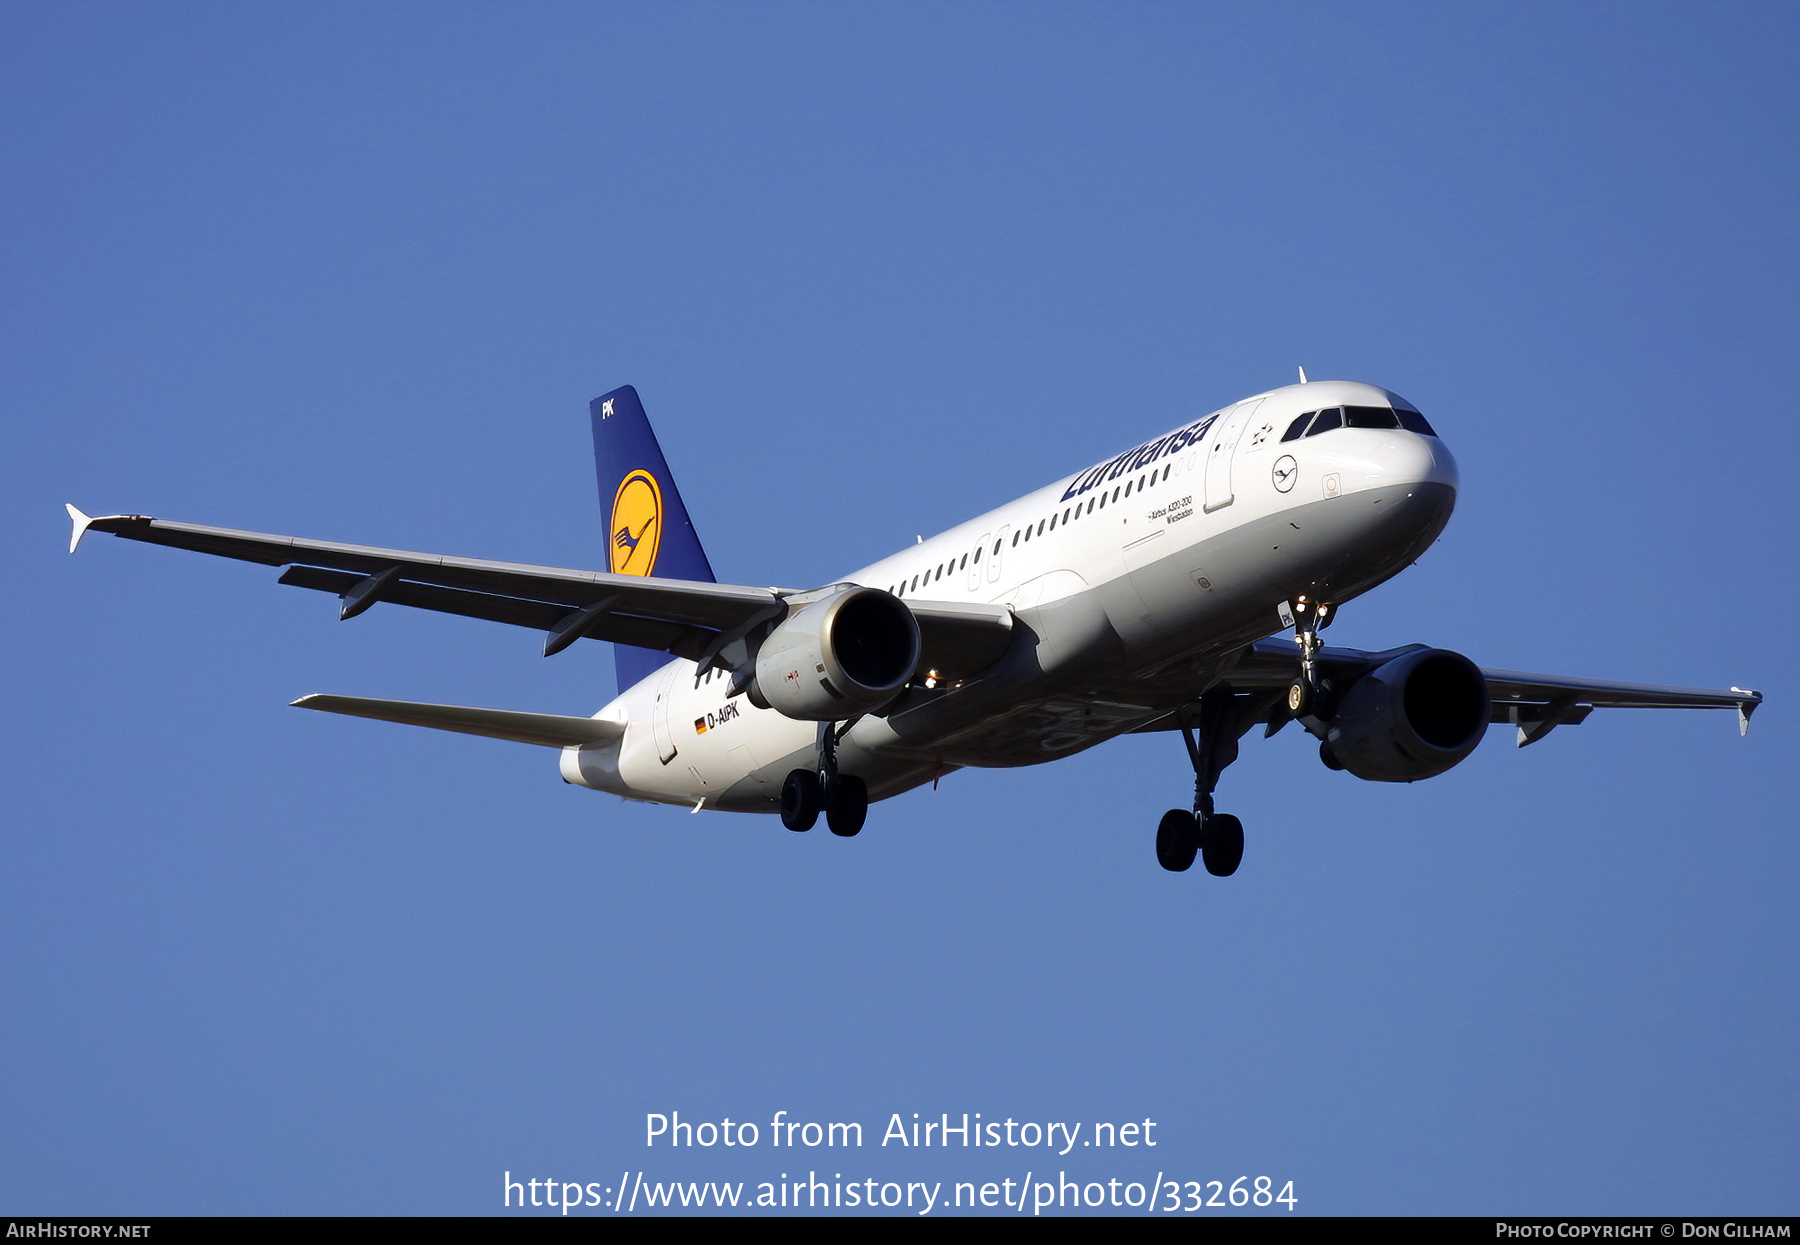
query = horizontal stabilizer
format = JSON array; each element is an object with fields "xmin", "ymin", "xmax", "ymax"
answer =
[{"xmin": 291, "ymin": 694, "xmax": 624, "ymax": 749}]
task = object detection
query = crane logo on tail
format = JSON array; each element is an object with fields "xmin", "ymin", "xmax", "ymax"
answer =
[{"xmin": 609, "ymin": 469, "xmax": 663, "ymax": 576}]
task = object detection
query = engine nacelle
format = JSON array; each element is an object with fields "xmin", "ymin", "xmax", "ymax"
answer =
[
  {"xmin": 750, "ymin": 587, "xmax": 920, "ymax": 720},
  {"xmin": 1324, "ymin": 648, "xmax": 1490, "ymax": 782}
]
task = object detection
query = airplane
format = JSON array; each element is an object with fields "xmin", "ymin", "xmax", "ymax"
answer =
[{"xmin": 65, "ymin": 377, "xmax": 1763, "ymax": 875}]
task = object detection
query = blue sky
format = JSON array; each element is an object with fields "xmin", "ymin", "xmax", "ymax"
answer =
[{"xmin": 3, "ymin": 2, "xmax": 1796, "ymax": 1216}]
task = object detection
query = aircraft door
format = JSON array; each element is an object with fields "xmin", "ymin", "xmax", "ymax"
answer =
[
  {"xmin": 987, "ymin": 525, "xmax": 1010, "ymax": 583},
  {"xmin": 968, "ymin": 534, "xmax": 989, "ymax": 592},
  {"xmin": 1203, "ymin": 398, "xmax": 1265, "ymax": 513},
  {"xmin": 651, "ymin": 664, "xmax": 680, "ymax": 764}
]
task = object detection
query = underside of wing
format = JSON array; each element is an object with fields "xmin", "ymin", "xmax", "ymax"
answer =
[
  {"xmin": 1475, "ymin": 666, "xmax": 1763, "ymax": 744},
  {"xmin": 69, "ymin": 507, "xmax": 788, "ymax": 659},
  {"xmin": 1201, "ymin": 636, "xmax": 1762, "ymax": 746},
  {"xmin": 292, "ymin": 694, "xmax": 625, "ymax": 748},
  {"xmin": 67, "ymin": 507, "xmax": 1019, "ymax": 689},
  {"xmin": 904, "ymin": 599, "xmax": 1015, "ymax": 679}
]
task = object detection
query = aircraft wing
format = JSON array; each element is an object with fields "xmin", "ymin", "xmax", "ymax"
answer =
[
  {"xmin": 67, "ymin": 507, "xmax": 1013, "ymax": 680},
  {"xmin": 1198, "ymin": 637, "xmax": 1762, "ymax": 745}
]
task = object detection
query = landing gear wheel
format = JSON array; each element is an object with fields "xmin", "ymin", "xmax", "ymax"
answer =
[
  {"xmin": 1201, "ymin": 813, "xmax": 1244, "ymax": 877},
  {"xmin": 780, "ymin": 769, "xmax": 822, "ymax": 831},
  {"xmin": 825, "ymin": 774, "xmax": 868, "ymax": 837},
  {"xmin": 1156, "ymin": 809, "xmax": 1198, "ymax": 872},
  {"xmin": 1286, "ymin": 679, "xmax": 1311, "ymax": 717}
]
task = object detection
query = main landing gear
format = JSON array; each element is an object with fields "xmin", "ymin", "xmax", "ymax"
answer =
[
  {"xmin": 781, "ymin": 720, "xmax": 868, "ymax": 837},
  {"xmin": 1157, "ymin": 687, "xmax": 1247, "ymax": 877},
  {"xmin": 1156, "ymin": 597, "xmax": 1340, "ymax": 873}
]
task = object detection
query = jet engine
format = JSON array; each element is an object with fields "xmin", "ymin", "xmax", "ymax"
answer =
[
  {"xmin": 1322, "ymin": 647, "xmax": 1490, "ymax": 782},
  {"xmin": 749, "ymin": 587, "xmax": 921, "ymax": 720}
]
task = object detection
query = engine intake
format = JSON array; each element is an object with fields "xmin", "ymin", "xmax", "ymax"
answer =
[
  {"xmin": 1324, "ymin": 647, "xmax": 1490, "ymax": 782},
  {"xmin": 750, "ymin": 587, "xmax": 920, "ymax": 720}
]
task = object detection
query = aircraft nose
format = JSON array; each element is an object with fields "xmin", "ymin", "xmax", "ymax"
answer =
[{"xmin": 1371, "ymin": 432, "xmax": 1459, "ymax": 493}]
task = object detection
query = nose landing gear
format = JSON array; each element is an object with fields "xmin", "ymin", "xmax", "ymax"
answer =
[{"xmin": 1278, "ymin": 596, "xmax": 1332, "ymax": 718}]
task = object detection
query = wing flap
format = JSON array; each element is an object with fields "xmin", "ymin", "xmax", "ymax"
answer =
[
  {"xmin": 292, "ymin": 694, "xmax": 624, "ymax": 749},
  {"xmin": 278, "ymin": 566, "xmax": 570, "ymax": 630},
  {"xmin": 274, "ymin": 565, "xmax": 707, "ymax": 654}
]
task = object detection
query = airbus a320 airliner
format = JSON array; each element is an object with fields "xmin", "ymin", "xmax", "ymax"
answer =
[{"xmin": 67, "ymin": 378, "xmax": 1761, "ymax": 875}]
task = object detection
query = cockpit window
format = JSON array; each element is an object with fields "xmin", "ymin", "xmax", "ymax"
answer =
[
  {"xmin": 1343, "ymin": 405, "xmax": 1400, "ymax": 430},
  {"xmin": 1394, "ymin": 406, "xmax": 1437, "ymax": 436},
  {"xmin": 1304, "ymin": 407, "xmax": 1342, "ymax": 436},
  {"xmin": 1286, "ymin": 402, "xmax": 1436, "ymax": 440}
]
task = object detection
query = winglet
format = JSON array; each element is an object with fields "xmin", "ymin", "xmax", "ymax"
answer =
[
  {"xmin": 65, "ymin": 504, "xmax": 94, "ymax": 554},
  {"xmin": 1732, "ymin": 688, "xmax": 1762, "ymax": 736}
]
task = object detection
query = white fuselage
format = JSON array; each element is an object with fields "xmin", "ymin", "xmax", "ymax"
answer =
[{"xmin": 561, "ymin": 380, "xmax": 1459, "ymax": 812}]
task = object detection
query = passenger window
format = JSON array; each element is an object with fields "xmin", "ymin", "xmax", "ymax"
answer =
[
  {"xmin": 1281, "ymin": 412, "xmax": 1315, "ymax": 442},
  {"xmin": 1344, "ymin": 405, "xmax": 1400, "ymax": 429},
  {"xmin": 974, "ymin": 547, "xmax": 981, "ymax": 563},
  {"xmin": 1087, "ymin": 498, "xmax": 1095, "ymax": 514},
  {"xmin": 1305, "ymin": 408, "xmax": 1342, "ymax": 436},
  {"xmin": 959, "ymin": 553, "xmax": 967, "ymax": 569},
  {"xmin": 1037, "ymin": 519, "xmax": 1045, "ymax": 535},
  {"xmin": 1098, "ymin": 493, "xmax": 1106, "ymax": 509},
  {"xmin": 1012, "ymin": 531, "xmax": 1020, "ymax": 545},
  {"xmin": 1124, "ymin": 481, "xmax": 1133, "ymax": 497},
  {"xmin": 1162, "ymin": 465, "xmax": 1170, "ymax": 481}
]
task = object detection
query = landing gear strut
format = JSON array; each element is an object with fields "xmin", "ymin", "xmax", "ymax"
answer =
[
  {"xmin": 781, "ymin": 719, "xmax": 868, "ymax": 837},
  {"xmin": 1280, "ymin": 596, "xmax": 1332, "ymax": 718},
  {"xmin": 1157, "ymin": 687, "xmax": 1247, "ymax": 876}
]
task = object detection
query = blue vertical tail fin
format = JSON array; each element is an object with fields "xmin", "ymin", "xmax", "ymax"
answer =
[{"xmin": 590, "ymin": 385, "xmax": 718, "ymax": 692}]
